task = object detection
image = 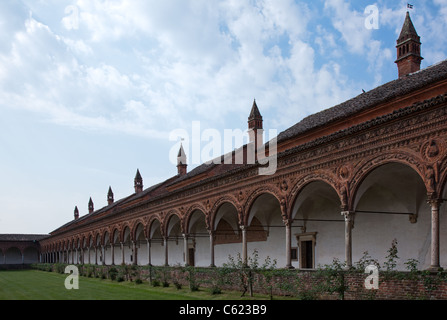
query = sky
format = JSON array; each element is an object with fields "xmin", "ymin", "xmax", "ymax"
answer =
[{"xmin": 1, "ymin": 0, "xmax": 446, "ymax": 235}]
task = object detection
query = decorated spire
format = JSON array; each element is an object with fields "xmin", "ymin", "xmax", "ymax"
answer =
[
  {"xmin": 134, "ymin": 169, "xmax": 143, "ymax": 194},
  {"xmin": 88, "ymin": 197, "xmax": 94, "ymax": 214},
  {"xmin": 107, "ymin": 186, "xmax": 114, "ymax": 205},
  {"xmin": 74, "ymin": 206, "xmax": 79, "ymax": 220},
  {"xmin": 177, "ymin": 144, "xmax": 188, "ymax": 176},
  {"xmin": 248, "ymin": 99, "xmax": 264, "ymax": 147},
  {"xmin": 248, "ymin": 99, "xmax": 263, "ymax": 129},
  {"xmin": 395, "ymin": 11, "xmax": 423, "ymax": 78}
]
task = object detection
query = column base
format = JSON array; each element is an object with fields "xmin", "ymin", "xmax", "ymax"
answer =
[{"xmin": 427, "ymin": 265, "xmax": 443, "ymax": 273}]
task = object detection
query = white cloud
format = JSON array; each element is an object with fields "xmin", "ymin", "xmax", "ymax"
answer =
[{"xmin": 0, "ymin": 0, "xmax": 375, "ymax": 144}]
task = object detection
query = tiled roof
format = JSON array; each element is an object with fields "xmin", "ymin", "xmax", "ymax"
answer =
[
  {"xmin": 0, "ymin": 234, "xmax": 49, "ymax": 242},
  {"xmin": 277, "ymin": 59, "xmax": 447, "ymax": 143}
]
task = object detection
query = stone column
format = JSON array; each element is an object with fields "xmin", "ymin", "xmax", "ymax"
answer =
[
  {"xmin": 429, "ymin": 198, "xmax": 442, "ymax": 270},
  {"xmin": 120, "ymin": 242, "xmax": 125, "ymax": 265},
  {"xmin": 241, "ymin": 225, "xmax": 247, "ymax": 266},
  {"xmin": 183, "ymin": 234, "xmax": 189, "ymax": 266},
  {"xmin": 101, "ymin": 246, "xmax": 105, "ymax": 266},
  {"xmin": 209, "ymin": 230, "xmax": 215, "ymax": 267},
  {"xmin": 284, "ymin": 219, "xmax": 293, "ymax": 269},
  {"xmin": 164, "ymin": 237, "xmax": 169, "ymax": 266},
  {"xmin": 342, "ymin": 211, "xmax": 355, "ymax": 268},
  {"xmin": 95, "ymin": 247, "xmax": 98, "ymax": 265},
  {"xmin": 147, "ymin": 239, "xmax": 152, "ymax": 266},
  {"xmin": 111, "ymin": 244, "xmax": 115, "ymax": 265},
  {"xmin": 132, "ymin": 241, "xmax": 137, "ymax": 265}
]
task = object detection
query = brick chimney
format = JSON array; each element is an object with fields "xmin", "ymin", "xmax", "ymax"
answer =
[
  {"xmin": 107, "ymin": 186, "xmax": 114, "ymax": 205},
  {"xmin": 395, "ymin": 11, "xmax": 423, "ymax": 78},
  {"xmin": 134, "ymin": 169, "xmax": 143, "ymax": 194},
  {"xmin": 177, "ymin": 144, "xmax": 188, "ymax": 176}
]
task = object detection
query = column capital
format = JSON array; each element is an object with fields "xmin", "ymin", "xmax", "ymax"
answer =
[
  {"xmin": 427, "ymin": 197, "xmax": 443, "ymax": 206},
  {"xmin": 282, "ymin": 218, "xmax": 293, "ymax": 227},
  {"xmin": 341, "ymin": 211, "xmax": 355, "ymax": 222}
]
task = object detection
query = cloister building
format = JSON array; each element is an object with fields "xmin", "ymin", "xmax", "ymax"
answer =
[{"xmin": 16, "ymin": 12, "xmax": 447, "ymax": 271}]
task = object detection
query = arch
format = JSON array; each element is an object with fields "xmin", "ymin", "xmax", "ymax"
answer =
[
  {"xmin": 438, "ymin": 155, "xmax": 447, "ymax": 198},
  {"xmin": 111, "ymin": 227, "xmax": 120, "ymax": 244},
  {"xmin": 212, "ymin": 201, "xmax": 240, "ymax": 234},
  {"xmin": 184, "ymin": 205, "xmax": 208, "ymax": 234},
  {"xmin": 287, "ymin": 173, "xmax": 341, "ymax": 218},
  {"xmin": 94, "ymin": 232, "xmax": 102, "ymax": 247},
  {"xmin": 163, "ymin": 210, "xmax": 182, "ymax": 236},
  {"xmin": 290, "ymin": 179, "xmax": 344, "ymax": 268},
  {"xmin": 210, "ymin": 196, "xmax": 239, "ymax": 232},
  {"xmin": 131, "ymin": 219, "xmax": 147, "ymax": 240},
  {"xmin": 244, "ymin": 187, "xmax": 283, "ymax": 226},
  {"xmin": 103, "ymin": 230, "xmax": 111, "ymax": 245},
  {"xmin": 351, "ymin": 161, "xmax": 431, "ymax": 269},
  {"xmin": 122, "ymin": 225, "xmax": 132, "ymax": 243},
  {"xmin": 349, "ymin": 152, "xmax": 425, "ymax": 210},
  {"xmin": 147, "ymin": 216, "xmax": 163, "ymax": 240},
  {"xmin": 183, "ymin": 208, "xmax": 210, "ymax": 267},
  {"xmin": 134, "ymin": 223, "xmax": 146, "ymax": 241},
  {"xmin": 120, "ymin": 223, "xmax": 132, "ymax": 243}
]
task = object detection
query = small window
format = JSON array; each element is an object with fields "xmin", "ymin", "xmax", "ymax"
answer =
[{"xmin": 291, "ymin": 247, "xmax": 298, "ymax": 261}]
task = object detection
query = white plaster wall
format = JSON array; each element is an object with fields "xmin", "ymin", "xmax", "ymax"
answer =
[
  {"xmin": 150, "ymin": 241, "xmax": 165, "ymax": 266},
  {"xmin": 214, "ymin": 242, "xmax": 243, "ymax": 266},
  {"xmin": 167, "ymin": 239, "xmax": 183, "ymax": 266},
  {"xmin": 193, "ymin": 236, "xmax": 211, "ymax": 267}
]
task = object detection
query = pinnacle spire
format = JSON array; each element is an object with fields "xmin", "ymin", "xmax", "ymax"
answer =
[
  {"xmin": 177, "ymin": 144, "xmax": 188, "ymax": 176},
  {"xmin": 249, "ymin": 99, "xmax": 262, "ymax": 121},
  {"xmin": 107, "ymin": 186, "xmax": 114, "ymax": 205},
  {"xmin": 134, "ymin": 169, "xmax": 143, "ymax": 194},
  {"xmin": 88, "ymin": 197, "xmax": 94, "ymax": 213},
  {"xmin": 395, "ymin": 11, "xmax": 423, "ymax": 78},
  {"xmin": 177, "ymin": 144, "xmax": 187, "ymax": 165},
  {"xmin": 397, "ymin": 11, "xmax": 419, "ymax": 44}
]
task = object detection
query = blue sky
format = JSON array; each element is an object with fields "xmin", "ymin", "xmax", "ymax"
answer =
[{"xmin": 1, "ymin": 0, "xmax": 446, "ymax": 234}]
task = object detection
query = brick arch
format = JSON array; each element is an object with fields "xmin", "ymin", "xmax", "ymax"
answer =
[
  {"xmin": 85, "ymin": 232, "xmax": 95, "ymax": 247},
  {"xmin": 81, "ymin": 234, "xmax": 88, "ymax": 248},
  {"xmin": 94, "ymin": 232, "xmax": 102, "ymax": 246},
  {"xmin": 209, "ymin": 196, "xmax": 241, "ymax": 232},
  {"xmin": 110, "ymin": 226, "xmax": 121, "ymax": 244},
  {"xmin": 438, "ymin": 154, "xmax": 447, "ymax": 198},
  {"xmin": 184, "ymin": 203, "xmax": 208, "ymax": 234},
  {"xmin": 102, "ymin": 228, "xmax": 112, "ymax": 245},
  {"xmin": 120, "ymin": 223, "xmax": 132, "ymax": 242},
  {"xmin": 244, "ymin": 186, "xmax": 283, "ymax": 226},
  {"xmin": 74, "ymin": 237, "xmax": 81, "ymax": 249},
  {"xmin": 349, "ymin": 151, "xmax": 426, "ymax": 210},
  {"xmin": 64, "ymin": 239, "xmax": 70, "ymax": 250},
  {"xmin": 131, "ymin": 218, "xmax": 147, "ymax": 240},
  {"xmin": 287, "ymin": 172, "xmax": 341, "ymax": 219},
  {"xmin": 163, "ymin": 209, "xmax": 182, "ymax": 236},
  {"xmin": 147, "ymin": 215, "xmax": 163, "ymax": 240}
]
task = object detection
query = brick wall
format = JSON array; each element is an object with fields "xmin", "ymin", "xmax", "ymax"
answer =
[{"xmin": 34, "ymin": 263, "xmax": 447, "ymax": 300}]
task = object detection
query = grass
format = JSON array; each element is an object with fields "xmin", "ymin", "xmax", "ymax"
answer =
[{"xmin": 0, "ymin": 270, "xmax": 274, "ymax": 300}]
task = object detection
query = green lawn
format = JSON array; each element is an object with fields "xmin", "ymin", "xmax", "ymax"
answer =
[{"xmin": 0, "ymin": 270, "xmax": 270, "ymax": 300}]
